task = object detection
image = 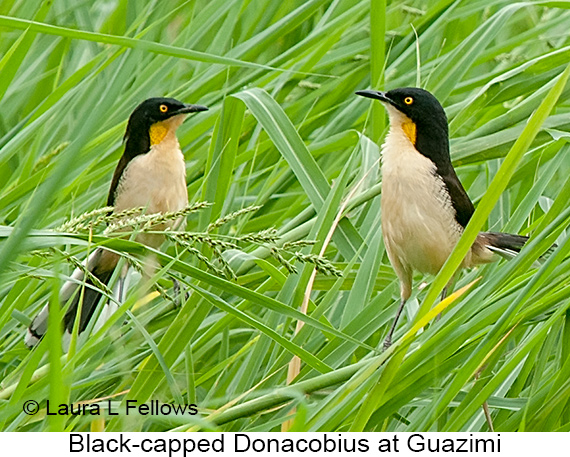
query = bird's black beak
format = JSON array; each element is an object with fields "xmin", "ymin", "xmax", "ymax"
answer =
[
  {"xmin": 355, "ymin": 90, "xmax": 394, "ymax": 106},
  {"xmin": 175, "ymin": 104, "xmax": 209, "ymax": 115}
]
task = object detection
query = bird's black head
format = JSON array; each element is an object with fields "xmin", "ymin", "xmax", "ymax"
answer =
[
  {"xmin": 355, "ymin": 87, "xmax": 450, "ymax": 167},
  {"xmin": 107, "ymin": 97, "xmax": 208, "ymax": 207},
  {"xmin": 122, "ymin": 97, "xmax": 208, "ymax": 162},
  {"xmin": 125, "ymin": 97, "xmax": 208, "ymax": 142}
]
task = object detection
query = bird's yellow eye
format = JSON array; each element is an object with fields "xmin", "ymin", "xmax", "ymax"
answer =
[
  {"xmin": 159, "ymin": 104, "xmax": 168, "ymax": 113},
  {"xmin": 404, "ymin": 97, "xmax": 414, "ymax": 105}
]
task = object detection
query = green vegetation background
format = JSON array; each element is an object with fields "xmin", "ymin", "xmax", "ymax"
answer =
[{"xmin": 1, "ymin": 0, "xmax": 570, "ymax": 432}]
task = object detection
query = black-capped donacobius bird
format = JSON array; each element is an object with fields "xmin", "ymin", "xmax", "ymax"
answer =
[
  {"xmin": 356, "ymin": 87, "xmax": 528, "ymax": 348},
  {"xmin": 25, "ymin": 97, "xmax": 208, "ymax": 347}
]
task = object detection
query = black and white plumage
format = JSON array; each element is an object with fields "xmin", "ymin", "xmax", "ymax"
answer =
[
  {"xmin": 25, "ymin": 98, "xmax": 208, "ymax": 348},
  {"xmin": 356, "ymin": 87, "xmax": 528, "ymax": 348}
]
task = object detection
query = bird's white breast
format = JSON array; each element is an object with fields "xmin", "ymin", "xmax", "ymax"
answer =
[
  {"xmin": 115, "ymin": 137, "xmax": 188, "ymax": 213},
  {"xmin": 113, "ymin": 134, "xmax": 188, "ymax": 246},
  {"xmin": 381, "ymin": 125, "xmax": 463, "ymax": 275}
]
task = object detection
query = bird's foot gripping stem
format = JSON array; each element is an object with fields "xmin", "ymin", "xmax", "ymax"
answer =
[{"xmin": 383, "ymin": 297, "xmax": 408, "ymax": 351}]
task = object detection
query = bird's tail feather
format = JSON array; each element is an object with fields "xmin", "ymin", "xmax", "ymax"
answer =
[
  {"xmin": 480, "ymin": 231, "xmax": 529, "ymax": 260},
  {"xmin": 25, "ymin": 248, "xmax": 117, "ymax": 348}
]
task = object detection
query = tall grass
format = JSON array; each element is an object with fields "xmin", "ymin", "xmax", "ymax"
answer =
[{"xmin": 1, "ymin": 0, "xmax": 570, "ymax": 432}]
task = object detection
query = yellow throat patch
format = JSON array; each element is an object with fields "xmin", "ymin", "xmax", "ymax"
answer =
[
  {"xmin": 402, "ymin": 119, "xmax": 417, "ymax": 145},
  {"xmin": 149, "ymin": 123, "xmax": 168, "ymax": 146}
]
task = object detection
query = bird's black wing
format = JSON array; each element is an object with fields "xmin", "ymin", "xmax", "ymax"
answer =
[
  {"xmin": 107, "ymin": 154, "xmax": 130, "ymax": 206},
  {"xmin": 438, "ymin": 165, "xmax": 475, "ymax": 228},
  {"xmin": 107, "ymin": 127, "xmax": 151, "ymax": 206}
]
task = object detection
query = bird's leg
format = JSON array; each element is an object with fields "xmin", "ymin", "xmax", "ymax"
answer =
[
  {"xmin": 474, "ymin": 369, "xmax": 495, "ymax": 431},
  {"xmin": 172, "ymin": 276, "xmax": 180, "ymax": 299},
  {"xmin": 384, "ymin": 298, "xmax": 407, "ymax": 350},
  {"xmin": 170, "ymin": 276, "xmax": 189, "ymax": 306},
  {"xmin": 442, "ymin": 274, "xmax": 458, "ymax": 300},
  {"xmin": 436, "ymin": 275, "xmax": 456, "ymax": 322},
  {"xmin": 440, "ymin": 285, "xmax": 449, "ymax": 303},
  {"xmin": 118, "ymin": 276, "xmax": 125, "ymax": 303},
  {"xmin": 117, "ymin": 263, "xmax": 130, "ymax": 326}
]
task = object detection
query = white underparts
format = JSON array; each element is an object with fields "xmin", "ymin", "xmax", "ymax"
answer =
[
  {"xmin": 114, "ymin": 130, "xmax": 189, "ymax": 247},
  {"xmin": 380, "ymin": 109, "xmax": 466, "ymax": 299}
]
